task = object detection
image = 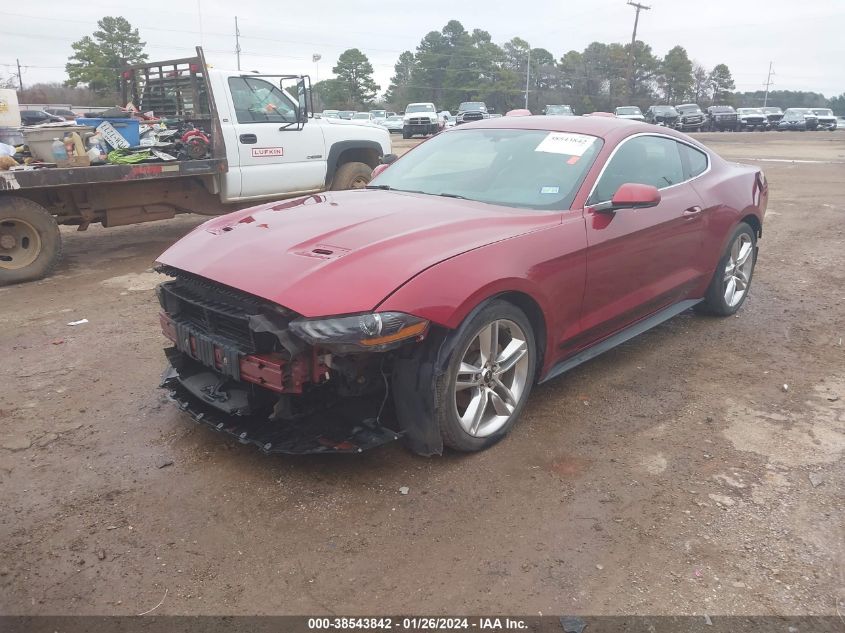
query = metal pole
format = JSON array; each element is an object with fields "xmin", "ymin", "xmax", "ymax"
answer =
[
  {"xmin": 524, "ymin": 48, "xmax": 531, "ymax": 110},
  {"xmin": 16, "ymin": 58, "xmax": 23, "ymax": 92},
  {"xmin": 763, "ymin": 61, "xmax": 773, "ymax": 107},
  {"xmin": 626, "ymin": 1, "xmax": 651, "ymax": 100},
  {"xmin": 235, "ymin": 16, "xmax": 241, "ymax": 71}
]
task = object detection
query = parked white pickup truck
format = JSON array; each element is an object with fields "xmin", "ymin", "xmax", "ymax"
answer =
[{"xmin": 0, "ymin": 48, "xmax": 391, "ymax": 285}]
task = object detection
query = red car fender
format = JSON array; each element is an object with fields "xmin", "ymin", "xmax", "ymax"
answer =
[{"xmin": 376, "ymin": 219, "xmax": 588, "ymax": 378}]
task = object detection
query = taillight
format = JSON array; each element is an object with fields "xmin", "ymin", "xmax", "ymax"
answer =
[
  {"xmin": 121, "ymin": 69, "xmax": 134, "ymax": 80},
  {"xmin": 189, "ymin": 63, "xmax": 201, "ymax": 73}
]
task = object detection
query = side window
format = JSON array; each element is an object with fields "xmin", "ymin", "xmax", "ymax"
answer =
[
  {"xmin": 228, "ymin": 77, "xmax": 297, "ymax": 124},
  {"xmin": 678, "ymin": 142, "xmax": 708, "ymax": 178},
  {"xmin": 590, "ymin": 135, "xmax": 684, "ymax": 203}
]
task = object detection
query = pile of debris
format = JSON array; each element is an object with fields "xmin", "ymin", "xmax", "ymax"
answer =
[{"xmin": 1, "ymin": 104, "xmax": 211, "ymax": 172}]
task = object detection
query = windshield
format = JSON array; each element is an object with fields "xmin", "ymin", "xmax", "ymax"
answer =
[
  {"xmin": 369, "ymin": 128, "xmax": 602, "ymax": 211},
  {"xmin": 763, "ymin": 107, "xmax": 782, "ymax": 114},
  {"xmin": 738, "ymin": 108, "xmax": 764, "ymax": 114},
  {"xmin": 406, "ymin": 104, "xmax": 435, "ymax": 113},
  {"xmin": 711, "ymin": 106, "xmax": 734, "ymax": 112},
  {"xmin": 812, "ymin": 109, "xmax": 833, "ymax": 116},
  {"xmin": 654, "ymin": 107, "xmax": 678, "ymax": 115},
  {"xmin": 677, "ymin": 105, "xmax": 701, "ymax": 113},
  {"xmin": 459, "ymin": 102, "xmax": 487, "ymax": 112},
  {"xmin": 387, "ymin": 115, "xmax": 402, "ymax": 121},
  {"xmin": 616, "ymin": 107, "xmax": 641, "ymax": 115},
  {"xmin": 546, "ymin": 105, "xmax": 573, "ymax": 115},
  {"xmin": 371, "ymin": 110, "xmax": 386, "ymax": 117},
  {"xmin": 353, "ymin": 113, "xmax": 370, "ymax": 119}
]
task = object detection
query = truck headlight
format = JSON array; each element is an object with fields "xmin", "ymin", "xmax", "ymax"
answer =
[{"xmin": 289, "ymin": 312, "xmax": 429, "ymax": 352}]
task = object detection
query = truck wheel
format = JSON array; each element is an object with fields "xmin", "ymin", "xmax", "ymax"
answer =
[
  {"xmin": 330, "ymin": 161, "xmax": 373, "ymax": 190},
  {"xmin": 402, "ymin": 127, "xmax": 411, "ymax": 140},
  {"xmin": 0, "ymin": 197, "xmax": 62, "ymax": 286}
]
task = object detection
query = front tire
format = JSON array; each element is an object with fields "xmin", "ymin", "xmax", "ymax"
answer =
[
  {"xmin": 434, "ymin": 300, "xmax": 537, "ymax": 452},
  {"xmin": 695, "ymin": 222, "xmax": 757, "ymax": 316},
  {"xmin": 330, "ymin": 161, "xmax": 373, "ymax": 190},
  {"xmin": 0, "ymin": 196, "xmax": 62, "ymax": 286},
  {"xmin": 402, "ymin": 127, "xmax": 411, "ymax": 140}
]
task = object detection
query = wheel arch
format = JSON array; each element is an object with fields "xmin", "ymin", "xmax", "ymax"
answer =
[
  {"xmin": 325, "ymin": 141, "xmax": 383, "ymax": 188},
  {"xmin": 741, "ymin": 213, "xmax": 762, "ymax": 239}
]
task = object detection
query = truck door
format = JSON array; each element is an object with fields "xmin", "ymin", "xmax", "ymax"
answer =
[{"xmin": 226, "ymin": 76, "xmax": 326, "ymax": 200}]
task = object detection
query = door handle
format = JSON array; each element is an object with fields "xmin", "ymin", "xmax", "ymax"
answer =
[
  {"xmin": 239, "ymin": 134, "xmax": 257, "ymax": 144},
  {"xmin": 683, "ymin": 205, "xmax": 703, "ymax": 217}
]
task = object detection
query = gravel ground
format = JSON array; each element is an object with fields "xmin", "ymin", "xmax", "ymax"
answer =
[{"xmin": 0, "ymin": 131, "xmax": 843, "ymax": 616}]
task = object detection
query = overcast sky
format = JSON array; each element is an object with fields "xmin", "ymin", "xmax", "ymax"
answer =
[{"xmin": 2, "ymin": 0, "xmax": 843, "ymax": 100}]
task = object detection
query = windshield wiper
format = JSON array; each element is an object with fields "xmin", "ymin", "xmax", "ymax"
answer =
[
  {"xmin": 365, "ymin": 184, "xmax": 393, "ymax": 190},
  {"xmin": 436, "ymin": 192, "xmax": 468, "ymax": 199}
]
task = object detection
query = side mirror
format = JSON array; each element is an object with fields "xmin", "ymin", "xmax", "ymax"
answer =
[
  {"xmin": 592, "ymin": 183, "xmax": 661, "ymax": 213},
  {"xmin": 381, "ymin": 153, "xmax": 399, "ymax": 165},
  {"xmin": 371, "ymin": 164, "xmax": 390, "ymax": 179}
]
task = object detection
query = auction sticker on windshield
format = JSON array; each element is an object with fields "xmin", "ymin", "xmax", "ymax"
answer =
[{"xmin": 535, "ymin": 132, "xmax": 596, "ymax": 156}]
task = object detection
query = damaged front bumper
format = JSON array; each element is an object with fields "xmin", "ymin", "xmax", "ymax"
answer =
[{"xmin": 160, "ymin": 355, "xmax": 402, "ymax": 455}]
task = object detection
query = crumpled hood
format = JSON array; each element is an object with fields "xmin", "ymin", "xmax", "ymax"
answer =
[{"xmin": 157, "ymin": 190, "xmax": 561, "ymax": 317}]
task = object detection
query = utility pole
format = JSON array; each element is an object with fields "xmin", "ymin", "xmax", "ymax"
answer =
[
  {"xmin": 312, "ymin": 54, "xmax": 322, "ymax": 83},
  {"xmin": 16, "ymin": 58, "xmax": 24, "ymax": 92},
  {"xmin": 626, "ymin": 1, "xmax": 651, "ymax": 100},
  {"xmin": 763, "ymin": 61, "xmax": 774, "ymax": 107},
  {"xmin": 524, "ymin": 48, "xmax": 531, "ymax": 110},
  {"xmin": 235, "ymin": 16, "xmax": 241, "ymax": 71}
]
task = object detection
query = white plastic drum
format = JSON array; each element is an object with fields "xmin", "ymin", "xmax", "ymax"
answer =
[{"xmin": 0, "ymin": 89, "xmax": 22, "ymax": 127}]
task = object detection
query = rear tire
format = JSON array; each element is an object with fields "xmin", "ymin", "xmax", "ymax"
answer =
[
  {"xmin": 330, "ymin": 161, "xmax": 373, "ymax": 190},
  {"xmin": 0, "ymin": 196, "xmax": 62, "ymax": 286},
  {"xmin": 402, "ymin": 127, "xmax": 411, "ymax": 140},
  {"xmin": 694, "ymin": 222, "xmax": 756, "ymax": 316},
  {"xmin": 433, "ymin": 300, "xmax": 537, "ymax": 452}
]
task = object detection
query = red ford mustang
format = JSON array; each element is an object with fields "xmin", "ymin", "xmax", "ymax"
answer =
[{"xmin": 156, "ymin": 116, "xmax": 767, "ymax": 455}]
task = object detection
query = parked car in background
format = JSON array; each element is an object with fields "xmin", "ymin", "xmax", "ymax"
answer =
[
  {"xmin": 837, "ymin": 117, "xmax": 845, "ymax": 129},
  {"xmin": 337, "ymin": 111, "xmax": 356, "ymax": 120},
  {"xmin": 811, "ymin": 108, "xmax": 837, "ymax": 130},
  {"xmin": 156, "ymin": 116, "xmax": 767, "ymax": 456},
  {"xmin": 456, "ymin": 102, "xmax": 489, "ymax": 125},
  {"xmin": 736, "ymin": 108, "xmax": 769, "ymax": 131},
  {"xmin": 43, "ymin": 107, "xmax": 79, "ymax": 121},
  {"xmin": 402, "ymin": 102, "xmax": 439, "ymax": 138},
  {"xmin": 674, "ymin": 104, "xmax": 706, "ymax": 131},
  {"xmin": 321, "ymin": 110, "xmax": 340, "ymax": 119},
  {"xmin": 644, "ymin": 105, "xmax": 680, "ymax": 128},
  {"xmin": 19, "ymin": 110, "xmax": 65, "ymax": 126},
  {"xmin": 381, "ymin": 114, "xmax": 405, "ymax": 133},
  {"xmin": 544, "ymin": 104, "xmax": 575, "ymax": 116},
  {"xmin": 352, "ymin": 112, "xmax": 374, "ymax": 123},
  {"xmin": 777, "ymin": 108, "xmax": 819, "ymax": 131},
  {"xmin": 762, "ymin": 106, "xmax": 784, "ymax": 127},
  {"xmin": 706, "ymin": 105, "xmax": 739, "ymax": 131},
  {"xmin": 370, "ymin": 110, "xmax": 387, "ymax": 122},
  {"xmin": 439, "ymin": 111, "xmax": 456, "ymax": 128},
  {"xmin": 614, "ymin": 106, "xmax": 644, "ymax": 121}
]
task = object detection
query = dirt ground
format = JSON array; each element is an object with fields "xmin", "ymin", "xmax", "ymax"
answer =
[{"xmin": 1, "ymin": 131, "xmax": 843, "ymax": 617}]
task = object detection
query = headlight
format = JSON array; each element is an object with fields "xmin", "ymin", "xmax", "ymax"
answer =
[{"xmin": 288, "ymin": 312, "xmax": 429, "ymax": 352}]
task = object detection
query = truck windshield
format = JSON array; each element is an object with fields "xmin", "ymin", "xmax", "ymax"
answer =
[
  {"xmin": 459, "ymin": 102, "xmax": 487, "ymax": 112},
  {"xmin": 546, "ymin": 105, "xmax": 573, "ymax": 115},
  {"xmin": 616, "ymin": 107, "xmax": 641, "ymax": 115},
  {"xmin": 406, "ymin": 104, "xmax": 435, "ymax": 113},
  {"xmin": 369, "ymin": 128, "xmax": 602, "ymax": 211}
]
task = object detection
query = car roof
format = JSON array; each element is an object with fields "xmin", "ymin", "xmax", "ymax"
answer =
[{"xmin": 460, "ymin": 114, "xmax": 663, "ymax": 139}]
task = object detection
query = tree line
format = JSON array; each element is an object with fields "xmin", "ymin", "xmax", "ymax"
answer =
[
  {"xmin": 3, "ymin": 15, "xmax": 842, "ymax": 116},
  {"xmin": 318, "ymin": 19, "xmax": 844, "ymax": 116}
]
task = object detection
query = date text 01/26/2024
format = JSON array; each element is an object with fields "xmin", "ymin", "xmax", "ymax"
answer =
[{"xmin": 307, "ymin": 618, "xmax": 529, "ymax": 630}]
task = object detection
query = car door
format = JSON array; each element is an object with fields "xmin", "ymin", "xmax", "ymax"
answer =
[
  {"xmin": 226, "ymin": 76, "xmax": 326, "ymax": 200},
  {"xmin": 579, "ymin": 134, "xmax": 707, "ymax": 341}
]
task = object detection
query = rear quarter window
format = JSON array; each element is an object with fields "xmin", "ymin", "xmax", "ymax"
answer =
[{"xmin": 679, "ymin": 143, "xmax": 709, "ymax": 178}]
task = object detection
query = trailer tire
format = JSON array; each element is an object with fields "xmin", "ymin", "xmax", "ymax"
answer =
[
  {"xmin": 330, "ymin": 161, "xmax": 373, "ymax": 190},
  {"xmin": 0, "ymin": 197, "xmax": 62, "ymax": 286}
]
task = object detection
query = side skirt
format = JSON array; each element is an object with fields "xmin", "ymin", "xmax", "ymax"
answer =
[{"xmin": 540, "ymin": 299, "xmax": 702, "ymax": 384}]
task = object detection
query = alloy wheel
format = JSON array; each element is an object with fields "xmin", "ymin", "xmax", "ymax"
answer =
[
  {"xmin": 453, "ymin": 319, "xmax": 530, "ymax": 438},
  {"xmin": 723, "ymin": 233, "xmax": 754, "ymax": 307}
]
